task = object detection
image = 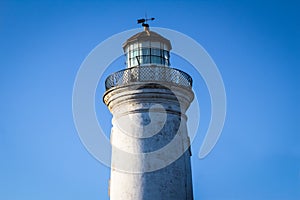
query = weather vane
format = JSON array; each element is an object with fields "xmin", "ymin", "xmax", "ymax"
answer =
[{"xmin": 137, "ymin": 17, "xmax": 155, "ymax": 28}]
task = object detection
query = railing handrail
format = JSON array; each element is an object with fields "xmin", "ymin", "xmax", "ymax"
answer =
[{"xmin": 105, "ymin": 66, "xmax": 193, "ymax": 90}]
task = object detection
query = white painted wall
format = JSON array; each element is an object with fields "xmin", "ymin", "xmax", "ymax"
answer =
[{"xmin": 104, "ymin": 84, "xmax": 194, "ymax": 200}]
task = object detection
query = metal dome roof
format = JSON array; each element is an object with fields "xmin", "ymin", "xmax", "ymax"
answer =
[{"xmin": 122, "ymin": 28, "xmax": 172, "ymax": 50}]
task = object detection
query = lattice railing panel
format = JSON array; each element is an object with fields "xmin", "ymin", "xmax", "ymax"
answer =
[{"xmin": 105, "ymin": 66, "xmax": 193, "ymax": 90}]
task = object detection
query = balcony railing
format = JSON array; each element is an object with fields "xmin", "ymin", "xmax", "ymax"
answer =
[{"xmin": 105, "ymin": 66, "xmax": 193, "ymax": 90}]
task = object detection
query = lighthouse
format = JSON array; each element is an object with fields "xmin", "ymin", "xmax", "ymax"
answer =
[{"xmin": 103, "ymin": 20, "xmax": 194, "ymax": 200}]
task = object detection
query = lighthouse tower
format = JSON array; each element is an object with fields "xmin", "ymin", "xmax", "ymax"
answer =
[{"xmin": 103, "ymin": 21, "xmax": 194, "ymax": 200}]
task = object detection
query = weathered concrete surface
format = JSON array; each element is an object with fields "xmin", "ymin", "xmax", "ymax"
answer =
[{"xmin": 103, "ymin": 83, "xmax": 194, "ymax": 200}]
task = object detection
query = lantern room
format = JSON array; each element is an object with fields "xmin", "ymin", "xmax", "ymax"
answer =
[{"xmin": 123, "ymin": 27, "xmax": 172, "ymax": 68}]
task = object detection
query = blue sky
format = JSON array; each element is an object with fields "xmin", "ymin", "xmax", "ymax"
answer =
[{"xmin": 0, "ymin": 0, "xmax": 299, "ymax": 199}]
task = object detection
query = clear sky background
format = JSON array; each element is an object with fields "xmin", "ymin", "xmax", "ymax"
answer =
[{"xmin": 0, "ymin": 0, "xmax": 299, "ymax": 199}]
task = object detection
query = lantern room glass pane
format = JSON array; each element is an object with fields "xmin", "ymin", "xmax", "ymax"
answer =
[
  {"xmin": 152, "ymin": 48, "xmax": 161, "ymax": 56},
  {"xmin": 132, "ymin": 58, "xmax": 137, "ymax": 66},
  {"xmin": 151, "ymin": 56, "xmax": 161, "ymax": 64},
  {"xmin": 141, "ymin": 41, "xmax": 150, "ymax": 48},
  {"xmin": 142, "ymin": 48, "xmax": 150, "ymax": 55},
  {"xmin": 142, "ymin": 55, "xmax": 150, "ymax": 64},
  {"xmin": 151, "ymin": 42, "xmax": 160, "ymax": 48},
  {"xmin": 163, "ymin": 50, "xmax": 169, "ymax": 59},
  {"xmin": 129, "ymin": 44, "xmax": 133, "ymax": 51},
  {"xmin": 163, "ymin": 44, "xmax": 169, "ymax": 50},
  {"xmin": 133, "ymin": 49, "xmax": 139, "ymax": 57}
]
